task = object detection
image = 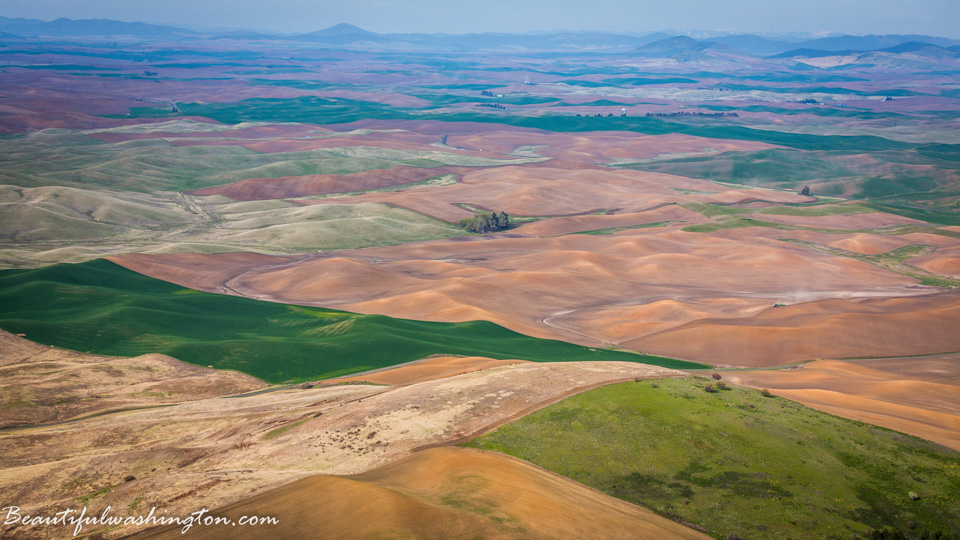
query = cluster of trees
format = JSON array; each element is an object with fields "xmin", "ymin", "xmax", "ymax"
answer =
[
  {"xmin": 458, "ymin": 211, "xmax": 510, "ymax": 233},
  {"xmin": 477, "ymin": 103, "xmax": 505, "ymax": 110}
]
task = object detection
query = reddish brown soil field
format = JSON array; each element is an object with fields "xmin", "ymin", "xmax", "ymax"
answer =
[
  {"xmin": 624, "ymin": 293, "xmax": 960, "ymax": 367},
  {"xmin": 728, "ymin": 356, "xmax": 960, "ymax": 451},
  {"xmin": 907, "ymin": 246, "xmax": 960, "ymax": 277}
]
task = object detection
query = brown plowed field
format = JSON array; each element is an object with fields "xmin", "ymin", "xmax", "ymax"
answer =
[
  {"xmin": 625, "ymin": 294, "xmax": 960, "ymax": 366},
  {"xmin": 824, "ymin": 233, "xmax": 921, "ymax": 254},
  {"xmin": 134, "ymin": 447, "xmax": 710, "ymax": 540},
  {"xmin": 110, "ymin": 226, "xmax": 943, "ymax": 361},
  {"xmin": 907, "ymin": 246, "xmax": 960, "ymax": 277}
]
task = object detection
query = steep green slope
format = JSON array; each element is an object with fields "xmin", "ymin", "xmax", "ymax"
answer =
[{"xmin": 467, "ymin": 378, "xmax": 960, "ymax": 540}]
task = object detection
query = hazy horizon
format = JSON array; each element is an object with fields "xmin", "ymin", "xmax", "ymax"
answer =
[{"xmin": 2, "ymin": 0, "xmax": 959, "ymax": 39}]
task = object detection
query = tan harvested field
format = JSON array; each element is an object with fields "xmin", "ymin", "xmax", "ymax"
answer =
[
  {"xmin": 326, "ymin": 356, "xmax": 530, "ymax": 385},
  {"xmin": 727, "ymin": 357, "xmax": 960, "ymax": 451},
  {"xmin": 0, "ymin": 330, "xmax": 264, "ymax": 428},
  {"xmin": 134, "ymin": 447, "xmax": 710, "ymax": 540},
  {"xmin": 0, "ymin": 360, "xmax": 687, "ymax": 539}
]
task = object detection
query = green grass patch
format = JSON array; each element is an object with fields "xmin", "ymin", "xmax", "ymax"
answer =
[
  {"xmin": 856, "ymin": 175, "xmax": 941, "ymax": 200},
  {"xmin": 466, "ymin": 378, "xmax": 960, "ymax": 540},
  {"xmin": 0, "ymin": 260, "xmax": 706, "ymax": 383},
  {"xmin": 76, "ymin": 484, "xmax": 118, "ymax": 505},
  {"xmin": 262, "ymin": 418, "xmax": 310, "ymax": 440}
]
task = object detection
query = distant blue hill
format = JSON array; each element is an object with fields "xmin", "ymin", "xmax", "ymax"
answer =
[{"xmin": 0, "ymin": 17, "xmax": 197, "ymax": 38}]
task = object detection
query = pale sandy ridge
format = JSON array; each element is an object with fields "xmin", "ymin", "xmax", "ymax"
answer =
[
  {"xmin": 326, "ymin": 355, "xmax": 531, "ymax": 385},
  {"xmin": 0, "ymin": 359, "xmax": 686, "ymax": 539},
  {"xmin": 0, "ymin": 330, "xmax": 264, "ymax": 428}
]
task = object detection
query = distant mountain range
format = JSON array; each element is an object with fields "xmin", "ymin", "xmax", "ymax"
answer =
[
  {"xmin": 0, "ymin": 16, "xmax": 197, "ymax": 38},
  {"xmin": 0, "ymin": 16, "xmax": 958, "ymax": 57}
]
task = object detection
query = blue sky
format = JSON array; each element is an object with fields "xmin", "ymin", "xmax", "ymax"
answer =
[{"xmin": 2, "ymin": 0, "xmax": 958, "ymax": 37}]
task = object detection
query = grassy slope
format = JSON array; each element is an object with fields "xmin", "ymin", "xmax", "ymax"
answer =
[
  {"xmin": 0, "ymin": 260, "xmax": 706, "ymax": 383},
  {"xmin": 467, "ymin": 378, "xmax": 960, "ymax": 540},
  {"xmin": 204, "ymin": 201, "xmax": 469, "ymax": 250},
  {"xmin": 0, "ymin": 131, "xmax": 521, "ymax": 193},
  {"xmin": 0, "ymin": 188, "xmax": 469, "ymax": 268}
]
